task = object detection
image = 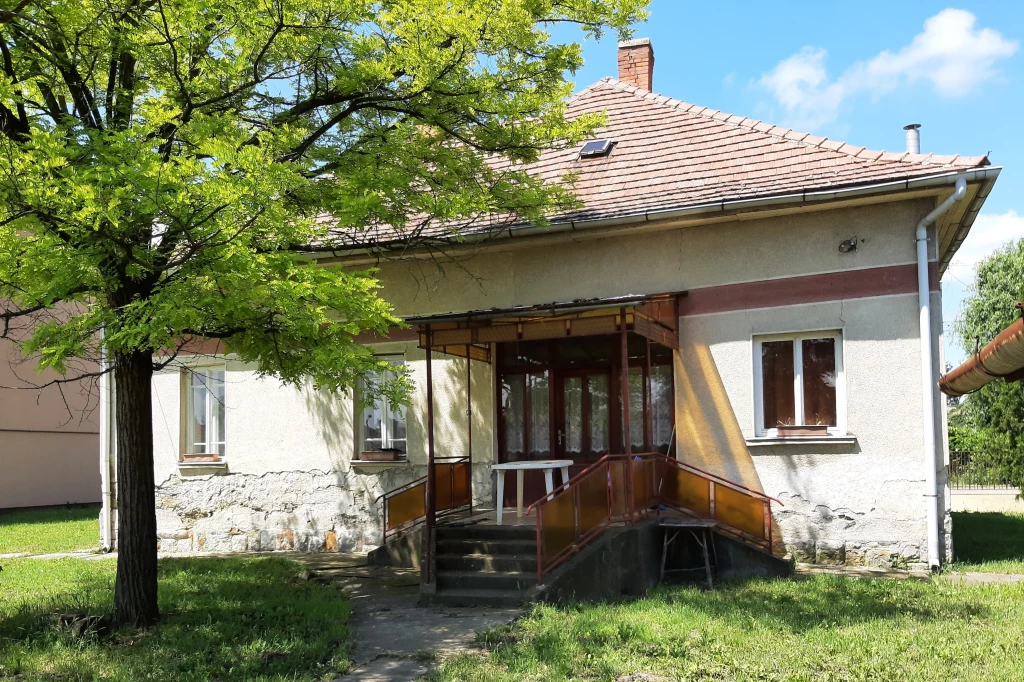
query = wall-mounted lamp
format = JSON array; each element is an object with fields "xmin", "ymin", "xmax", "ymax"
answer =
[{"xmin": 839, "ymin": 237, "xmax": 858, "ymax": 254}]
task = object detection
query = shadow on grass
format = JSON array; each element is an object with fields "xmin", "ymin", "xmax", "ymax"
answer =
[
  {"xmin": 952, "ymin": 511, "xmax": 1024, "ymax": 566},
  {"xmin": 651, "ymin": 574, "xmax": 987, "ymax": 633},
  {"xmin": 0, "ymin": 556, "xmax": 352, "ymax": 681}
]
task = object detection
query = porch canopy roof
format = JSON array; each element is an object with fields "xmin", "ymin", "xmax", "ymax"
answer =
[{"xmin": 408, "ymin": 292, "xmax": 684, "ymax": 363}]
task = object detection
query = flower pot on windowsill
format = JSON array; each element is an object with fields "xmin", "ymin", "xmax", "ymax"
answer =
[
  {"xmin": 358, "ymin": 450, "xmax": 402, "ymax": 462},
  {"xmin": 777, "ymin": 425, "xmax": 831, "ymax": 437},
  {"xmin": 181, "ymin": 453, "xmax": 223, "ymax": 463}
]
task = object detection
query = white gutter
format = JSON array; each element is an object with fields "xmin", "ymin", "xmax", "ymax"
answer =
[
  {"xmin": 916, "ymin": 177, "xmax": 967, "ymax": 570},
  {"xmin": 98, "ymin": 332, "xmax": 114, "ymax": 552}
]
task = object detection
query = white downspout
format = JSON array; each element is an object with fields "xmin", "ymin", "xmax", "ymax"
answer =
[
  {"xmin": 916, "ymin": 177, "xmax": 967, "ymax": 570},
  {"xmin": 98, "ymin": 331, "xmax": 114, "ymax": 552}
]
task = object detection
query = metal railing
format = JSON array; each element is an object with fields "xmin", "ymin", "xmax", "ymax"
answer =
[
  {"xmin": 949, "ymin": 450, "xmax": 1015, "ymax": 490},
  {"xmin": 375, "ymin": 456, "xmax": 472, "ymax": 544},
  {"xmin": 526, "ymin": 453, "xmax": 781, "ymax": 584}
]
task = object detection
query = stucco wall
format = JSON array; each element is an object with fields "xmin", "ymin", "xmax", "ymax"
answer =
[
  {"xmin": 951, "ymin": 490, "xmax": 1024, "ymax": 513},
  {"xmin": 0, "ymin": 337, "xmax": 99, "ymax": 509},
  {"xmin": 679, "ymin": 293, "xmax": 945, "ymax": 568},
  {"xmin": 151, "ymin": 341, "xmax": 495, "ymax": 553},
  {"xmin": 149, "ymin": 197, "xmax": 950, "ymax": 566}
]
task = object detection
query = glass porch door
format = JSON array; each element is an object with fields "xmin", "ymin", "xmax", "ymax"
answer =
[{"xmin": 555, "ymin": 371, "xmax": 610, "ymax": 462}]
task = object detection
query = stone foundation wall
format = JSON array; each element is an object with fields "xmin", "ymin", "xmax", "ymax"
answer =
[{"xmin": 154, "ymin": 463, "xmax": 494, "ymax": 554}]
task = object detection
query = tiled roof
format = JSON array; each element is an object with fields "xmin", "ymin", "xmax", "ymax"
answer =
[
  {"xmin": 329, "ymin": 77, "xmax": 988, "ymax": 247},
  {"xmin": 540, "ymin": 77, "xmax": 988, "ymax": 222}
]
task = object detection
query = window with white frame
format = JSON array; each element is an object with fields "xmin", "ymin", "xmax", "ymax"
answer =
[
  {"xmin": 184, "ymin": 366, "xmax": 226, "ymax": 456},
  {"xmin": 361, "ymin": 357, "xmax": 407, "ymax": 454},
  {"xmin": 753, "ymin": 331, "xmax": 845, "ymax": 437}
]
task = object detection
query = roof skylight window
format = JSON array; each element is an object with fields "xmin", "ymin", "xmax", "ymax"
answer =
[{"xmin": 579, "ymin": 139, "xmax": 615, "ymax": 158}]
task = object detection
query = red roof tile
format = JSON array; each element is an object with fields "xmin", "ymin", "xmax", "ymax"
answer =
[{"xmin": 329, "ymin": 77, "xmax": 988, "ymax": 247}]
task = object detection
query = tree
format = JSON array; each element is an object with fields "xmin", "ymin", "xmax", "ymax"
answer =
[
  {"xmin": 0, "ymin": 0, "xmax": 648, "ymax": 627},
  {"xmin": 952, "ymin": 237, "xmax": 1024, "ymax": 490}
]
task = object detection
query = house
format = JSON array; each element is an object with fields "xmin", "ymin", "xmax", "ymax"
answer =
[
  {"xmin": 110, "ymin": 39, "xmax": 999, "ymax": 585},
  {"xmin": 0, "ymin": 335, "xmax": 100, "ymax": 510}
]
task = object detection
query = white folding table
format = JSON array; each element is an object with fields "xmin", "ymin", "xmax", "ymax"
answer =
[{"xmin": 492, "ymin": 460, "xmax": 574, "ymax": 524}]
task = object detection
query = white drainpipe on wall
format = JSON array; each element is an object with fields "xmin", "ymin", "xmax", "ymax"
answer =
[
  {"xmin": 916, "ymin": 177, "xmax": 967, "ymax": 570},
  {"xmin": 98, "ymin": 332, "xmax": 114, "ymax": 552}
]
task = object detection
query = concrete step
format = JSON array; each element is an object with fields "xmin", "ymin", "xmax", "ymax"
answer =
[
  {"xmin": 437, "ymin": 569, "xmax": 537, "ymax": 592},
  {"xmin": 436, "ymin": 524, "xmax": 536, "ymax": 541},
  {"xmin": 436, "ymin": 538, "xmax": 537, "ymax": 556},
  {"xmin": 426, "ymin": 588, "xmax": 527, "ymax": 608},
  {"xmin": 436, "ymin": 553, "xmax": 538, "ymax": 573}
]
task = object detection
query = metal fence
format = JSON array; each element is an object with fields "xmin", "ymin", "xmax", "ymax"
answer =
[{"xmin": 949, "ymin": 450, "xmax": 1015, "ymax": 490}]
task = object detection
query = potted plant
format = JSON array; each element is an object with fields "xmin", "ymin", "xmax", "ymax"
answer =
[
  {"xmin": 181, "ymin": 452, "xmax": 223, "ymax": 463},
  {"xmin": 777, "ymin": 423, "xmax": 830, "ymax": 437},
  {"xmin": 358, "ymin": 448, "xmax": 404, "ymax": 462}
]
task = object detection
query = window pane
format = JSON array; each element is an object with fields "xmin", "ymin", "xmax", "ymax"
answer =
[
  {"xmin": 651, "ymin": 364, "xmax": 673, "ymax": 454},
  {"xmin": 761, "ymin": 341, "xmax": 795, "ymax": 429},
  {"xmin": 362, "ymin": 397, "xmax": 383, "ymax": 451},
  {"xmin": 563, "ymin": 376, "xmax": 583, "ymax": 456},
  {"xmin": 628, "ymin": 367, "xmax": 644, "ymax": 449},
  {"xmin": 388, "ymin": 403, "xmax": 407, "ymax": 452},
  {"xmin": 588, "ymin": 375, "xmax": 609, "ymax": 457},
  {"xmin": 501, "ymin": 375, "xmax": 525, "ymax": 458},
  {"xmin": 802, "ymin": 338, "xmax": 837, "ymax": 427},
  {"xmin": 528, "ymin": 372, "xmax": 550, "ymax": 457},
  {"xmin": 189, "ymin": 372, "xmax": 207, "ymax": 452},
  {"xmin": 209, "ymin": 370, "xmax": 225, "ymax": 453}
]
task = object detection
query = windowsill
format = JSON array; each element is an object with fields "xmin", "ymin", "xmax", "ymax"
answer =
[
  {"xmin": 351, "ymin": 459, "xmax": 411, "ymax": 470},
  {"xmin": 177, "ymin": 459, "xmax": 228, "ymax": 469},
  {"xmin": 746, "ymin": 436, "xmax": 857, "ymax": 447}
]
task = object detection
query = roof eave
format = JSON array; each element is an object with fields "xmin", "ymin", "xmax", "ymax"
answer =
[{"xmin": 303, "ymin": 166, "xmax": 1002, "ymax": 262}]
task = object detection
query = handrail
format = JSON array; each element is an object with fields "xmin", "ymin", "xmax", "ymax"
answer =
[
  {"xmin": 377, "ymin": 456, "xmax": 472, "ymax": 545},
  {"xmin": 524, "ymin": 454, "xmax": 617, "ymax": 515},
  {"xmin": 664, "ymin": 458, "xmax": 783, "ymax": 505},
  {"xmin": 530, "ymin": 452, "xmax": 781, "ymax": 584}
]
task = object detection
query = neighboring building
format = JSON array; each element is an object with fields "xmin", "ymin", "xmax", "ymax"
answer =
[
  {"xmin": 122, "ymin": 39, "xmax": 999, "ymax": 570},
  {"xmin": 0, "ymin": 337, "xmax": 100, "ymax": 509}
]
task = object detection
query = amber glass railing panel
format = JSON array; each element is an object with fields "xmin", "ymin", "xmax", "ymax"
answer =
[
  {"xmin": 631, "ymin": 458, "xmax": 656, "ymax": 512},
  {"xmin": 714, "ymin": 483, "xmax": 767, "ymax": 539},
  {"xmin": 609, "ymin": 460, "xmax": 627, "ymax": 516},
  {"xmin": 577, "ymin": 466, "xmax": 611, "ymax": 538},
  {"xmin": 452, "ymin": 462, "xmax": 471, "ymax": 508},
  {"xmin": 387, "ymin": 484, "xmax": 426, "ymax": 531},
  {"xmin": 434, "ymin": 464, "xmax": 454, "ymax": 511},
  {"xmin": 661, "ymin": 466, "xmax": 712, "ymax": 516},
  {"xmin": 541, "ymin": 488, "xmax": 577, "ymax": 562}
]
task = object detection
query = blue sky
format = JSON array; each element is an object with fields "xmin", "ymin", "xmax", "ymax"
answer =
[{"xmin": 555, "ymin": 1, "xmax": 1024, "ymax": 365}]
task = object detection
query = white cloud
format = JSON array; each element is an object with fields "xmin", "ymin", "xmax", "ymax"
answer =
[
  {"xmin": 759, "ymin": 9, "xmax": 1018, "ymax": 129},
  {"xmin": 942, "ymin": 210, "xmax": 1024, "ymax": 286}
]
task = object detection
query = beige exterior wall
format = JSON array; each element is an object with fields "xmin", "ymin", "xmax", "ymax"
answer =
[
  {"xmin": 0, "ymin": 338, "xmax": 99, "ymax": 509},
  {"xmin": 951, "ymin": 490, "xmax": 1024, "ymax": 514},
  {"xmin": 150, "ymin": 196, "xmax": 952, "ymax": 566},
  {"xmin": 151, "ymin": 341, "xmax": 495, "ymax": 552}
]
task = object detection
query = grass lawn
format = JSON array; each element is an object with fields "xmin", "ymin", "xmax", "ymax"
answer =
[
  {"xmin": 0, "ymin": 556, "xmax": 352, "ymax": 681},
  {"xmin": 951, "ymin": 511, "xmax": 1024, "ymax": 574},
  {"xmin": 431, "ymin": 576, "xmax": 1024, "ymax": 682},
  {"xmin": 0, "ymin": 505, "xmax": 100, "ymax": 554}
]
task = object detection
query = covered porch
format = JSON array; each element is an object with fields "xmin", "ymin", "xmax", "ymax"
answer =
[{"xmin": 373, "ymin": 294, "xmax": 783, "ymax": 598}]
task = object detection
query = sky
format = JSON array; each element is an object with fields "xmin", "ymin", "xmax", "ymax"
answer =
[{"xmin": 554, "ymin": 1, "xmax": 1024, "ymax": 366}]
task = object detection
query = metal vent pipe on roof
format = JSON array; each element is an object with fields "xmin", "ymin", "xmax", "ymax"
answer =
[{"xmin": 904, "ymin": 124, "xmax": 922, "ymax": 154}]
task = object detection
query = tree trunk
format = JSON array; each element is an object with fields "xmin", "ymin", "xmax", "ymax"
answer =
[{"xmin": 112, "ymin": 349, "xmax": 160, "ymax": 627}]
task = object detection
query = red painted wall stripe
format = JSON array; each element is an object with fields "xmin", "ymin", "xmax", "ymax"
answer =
[{"xmin": 679, "ymin": 263, "xmax": 940, "ymax": 317}]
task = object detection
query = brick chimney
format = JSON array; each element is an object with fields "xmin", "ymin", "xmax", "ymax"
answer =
[{"xmin": 617, "ymin": 38, "xmax": 654, "ymax": 91}]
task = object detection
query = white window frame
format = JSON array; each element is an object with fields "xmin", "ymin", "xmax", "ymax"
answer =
[
  {"xmin": 752, "ymin": 330, "xmax": 846, "ymax": 437},
  {"xmin": 182, "ymin": 365, "xmax": 226, "ymax": 458},
  {"xmin": 360, "ymin": 355, "xmax": 407, "ymax": 454}
]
